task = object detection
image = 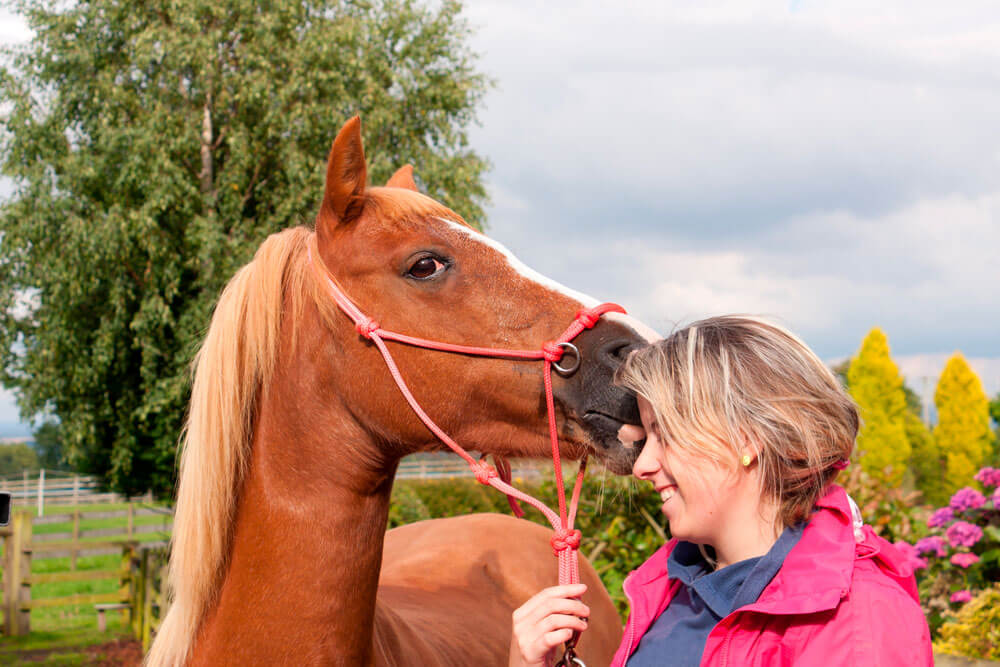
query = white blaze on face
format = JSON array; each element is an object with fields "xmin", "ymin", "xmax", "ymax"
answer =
[{"xmin": 440, "ymin": 218, "xmax": 662, "ymax": 343}]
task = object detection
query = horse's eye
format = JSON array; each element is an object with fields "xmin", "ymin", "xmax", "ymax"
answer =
[{"xmin": 407, "ymin": 256, "xmax": 446, "ymax": 280}]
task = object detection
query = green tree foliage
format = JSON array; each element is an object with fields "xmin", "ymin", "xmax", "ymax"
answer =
[
  {"xmin": 934, "ymin": 354, "xmax": 993, "ymax": 490},
  {"xmin": 32, "ymin": 421, "xmax": 64, "ymax": 470},
  {"xmin": 847, "ymin": 329, "xmax": 911, "ymax": 486},
  {"xmin": 906, "ymin": 411, "xmax": 946, "ymax": 505},
  {"xmin": 0, "ymin": 442, "xmax": 39, "ymax": 477},
  {"xmin": 0, "ymin": 0, "xmax": 490, "ymax": 496}
]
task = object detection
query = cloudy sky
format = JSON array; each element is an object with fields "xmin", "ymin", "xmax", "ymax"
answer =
[{"xmin": 0, "ymin": 1, "xmax": 998, "ymax": 432}]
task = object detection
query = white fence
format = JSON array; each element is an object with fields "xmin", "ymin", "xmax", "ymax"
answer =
[{"xmin": 0, "ymin": 470, "xmax": 142, "ymax": 516}]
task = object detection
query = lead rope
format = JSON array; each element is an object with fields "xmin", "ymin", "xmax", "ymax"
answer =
[{"xmin": 309, "ymin": 244, "xmax": 624, "ymax": 664}]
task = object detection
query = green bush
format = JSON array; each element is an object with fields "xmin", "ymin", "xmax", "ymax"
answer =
[
  {"xmin": 838, "ymin": 463, "xmax": 930, "ymax": 545},
  {"xmin": 388, "ymin": 471, "xmax": 667, "ymax": 620},
  {"xmin": 934, "ymin": 584, "xmax": 1000, "ymax": 660}
]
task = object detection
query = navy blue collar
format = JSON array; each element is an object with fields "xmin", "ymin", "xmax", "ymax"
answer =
[{"xmin": 667, "ymin": 523, "xmax": 806, "ymax": 617}]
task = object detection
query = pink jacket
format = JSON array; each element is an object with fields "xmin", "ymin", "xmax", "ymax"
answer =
[{"xmin": 610, "ymin": 485, "xmax": 933, "ymax": 666}]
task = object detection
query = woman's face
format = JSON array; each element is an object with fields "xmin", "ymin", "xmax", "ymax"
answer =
[{"xmin": 632, "ymin": 397, "xmax": 745, "ymax": 545}]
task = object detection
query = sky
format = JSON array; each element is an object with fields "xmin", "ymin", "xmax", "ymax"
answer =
[{"xmin": 0, "ymin": 1, "xmax": 998, "ymax": 433}]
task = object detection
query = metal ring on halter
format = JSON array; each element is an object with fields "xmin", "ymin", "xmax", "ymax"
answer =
[
  {"xmin": 556, "ymin": 651, "xmax": 587, "ymax": 667},
  {"xmin": 552, "ymin": 342, "xmax": 581, "ymax": 375}
]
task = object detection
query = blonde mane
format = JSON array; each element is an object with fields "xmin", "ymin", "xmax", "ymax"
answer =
[{"xmin": 147, "ymin": 226, "xmax": 322, "ymax": 667}]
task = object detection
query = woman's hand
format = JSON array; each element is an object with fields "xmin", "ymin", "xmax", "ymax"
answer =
[{"xmin": 509, "ymin": 583, "xmax": 590, "ymax": 667}]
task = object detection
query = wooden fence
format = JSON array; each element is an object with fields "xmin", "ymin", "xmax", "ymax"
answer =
[
  {"xmin": 1, "ymin": 504, "xmax": 171, "ymax": 637},
  {"xmin": 396, "ymin": 456, "xmax": 549, "ymax": 480}
]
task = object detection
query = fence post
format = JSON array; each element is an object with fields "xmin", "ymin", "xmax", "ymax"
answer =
[
  {"xmin": 6, "ymin": 510, "xmax": 32, "ymax": 635},
  {"xmin": 72, "ymin": 475, "xmax": 80, "ymax": 506},
  {"xmin": 131, "ymin": 544, "xmax": 144, "ymax": 638},
  {"xmin": 71, "ymin": 510, "xmax": 81, "ymax": 571},
  {"xmin": 2, "ymin": 519, "xmax": 12, "ymax": 635},
  {"xmin": 36, "ymin": 469, "xmax": 45, "ymax": 518},
  {"xmin": 141, "ymin": 549, "xmax": 154, "ymax": 651},
  {"xmin": 127, "ymin": 503, "xmax": 134, "ymax": 539}
]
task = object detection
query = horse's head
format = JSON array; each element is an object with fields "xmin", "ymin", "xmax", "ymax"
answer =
[{"xmin": 312, "ymin": 117, "xmax": 657, "ymax": 474}]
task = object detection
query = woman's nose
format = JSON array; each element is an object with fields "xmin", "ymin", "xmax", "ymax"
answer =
[{"xmin": 632, "ymin": 438, "xmax": 660, "ymax": 479}]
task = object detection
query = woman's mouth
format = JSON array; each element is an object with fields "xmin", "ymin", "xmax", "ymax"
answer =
[{"xmin": 659, "ymin": 485, "xmax": 677, "ymax": 502}]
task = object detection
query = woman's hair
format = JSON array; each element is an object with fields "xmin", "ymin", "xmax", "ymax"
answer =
[{"xmin": 616, "ymin": 315, "xmax": 858, "ymax": 527}]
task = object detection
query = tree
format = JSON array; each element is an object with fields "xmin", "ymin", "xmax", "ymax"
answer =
[
  {"xmin": 906, "ymin": 411, "xmax": 946, "ymax": 505},
  {"xmin": 0, "ymin": 0, "xmax": 490, "ymax": 495},
  {"xmin": 33, "ymin": 421, "xmax": 64, "ymax": 470},
  {"xmin": 0, "ymin": 443, "xmax": 39, "ymax": 477},
  {"xmin": 935, "ymin": 354, "xmax": 993, "ymax": 490},
  {"xmin": 847, "ymin": 329, "xmax": 911, "ymax": 486}
]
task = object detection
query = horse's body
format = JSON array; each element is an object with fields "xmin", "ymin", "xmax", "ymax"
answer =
[
  {"xmin": 147, "ymin": 117, "xmax": 655, "ymax": 666},
  {"xmin": 378, "ymin": 516, "xmax": 622, "ymax": 665}
]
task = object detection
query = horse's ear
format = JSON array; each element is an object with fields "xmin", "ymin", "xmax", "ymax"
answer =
[
  {"xmin": 321, "ymin": 115, "xmax": 368, "ymax": 225},
  {"xmin": 386, "ymin": 164, "xmax": 418, "ymax": 191}
]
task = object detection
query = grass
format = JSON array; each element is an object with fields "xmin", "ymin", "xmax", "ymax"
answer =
[
  {"xmin": 0, "ymin": 626, "xmax": 133, "ymax": 666},
  {"xmin": 34, "ymin": 514, "xmax": 172, "ymax": 537}
]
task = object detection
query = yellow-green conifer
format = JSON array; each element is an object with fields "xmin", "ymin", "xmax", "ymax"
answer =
[
  {"xmin": 847, "ymin": 329, "xmax": 911, "ymax": 486},
  {"xmin": 907, "ymin": 412, "xmax": 946, "ymax": 504},
  {"xmin": 935, "ymin": 354, "xmax": 993, "ymax": 490}
]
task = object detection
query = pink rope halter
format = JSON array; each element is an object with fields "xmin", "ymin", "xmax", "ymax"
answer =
[{"xmin": 308, "ymin": 241, "xmax": 626, "ymax": 590}]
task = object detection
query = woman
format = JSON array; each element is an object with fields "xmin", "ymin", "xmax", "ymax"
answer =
[{"xmin": 510, "ymin": 316, "xmax": 933, "ymax": 666}]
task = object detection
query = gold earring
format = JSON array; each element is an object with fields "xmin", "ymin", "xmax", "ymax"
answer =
[{"xmin": 741, "ymin": 453, "xmax": 752, "ymax": 467}]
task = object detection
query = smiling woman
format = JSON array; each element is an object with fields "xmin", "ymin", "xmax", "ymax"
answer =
[{"xmin": 511, "ymin": 315, "xmax": 935, "ymax": 667}]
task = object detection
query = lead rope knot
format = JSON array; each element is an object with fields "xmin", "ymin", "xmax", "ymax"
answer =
[
  {"xmin": 355, "ymin": 317, "xmax": 380, "ymax": 339},
  {"xmin": 542, "ymin": 341, "xmax": 564, "ymax": 362},
  {"xmin": 550, "ymin": 528, "xmax": 582, "ymax": 555},
  {"xmin": 574, "ymin": 308, "xmax": 601, "ymax": 329},
  {"xmin": 472, "ymin": 461, "xmax": 498, "ymax": 485}
]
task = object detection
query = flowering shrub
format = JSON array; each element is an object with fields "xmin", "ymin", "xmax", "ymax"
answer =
[
  {"xmin": 839, "ymin": 463, "xmax": 929, "ymax": 543},
  {"xmin": 934, "ymin": 584, "xmax": 1000, "ymax": 660},
  {"xmin": 908, "ymin": 467, "xmax": 1000, "ymax": 637}
]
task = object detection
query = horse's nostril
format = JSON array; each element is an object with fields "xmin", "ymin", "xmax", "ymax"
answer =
[{"xmin": 605, "ymin": 340, "xmax": 639, "ymax": 363}]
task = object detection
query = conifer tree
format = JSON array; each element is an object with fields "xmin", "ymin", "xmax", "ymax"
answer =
[
  {"xmin": 847, "ymin": 328, "xmax": 911, "ymax": 486},
  {"xmin": 906, "ymin": 411, "xmax": 946, "ymax": 504},
  {"xmin": 935, "ymin": 354, "xmax": 993, "ymax": 490}
]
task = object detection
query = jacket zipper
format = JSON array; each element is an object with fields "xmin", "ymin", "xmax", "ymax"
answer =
[{"xmin": 622, "ymin": 573, "xmax": 637, "ymax": 664}]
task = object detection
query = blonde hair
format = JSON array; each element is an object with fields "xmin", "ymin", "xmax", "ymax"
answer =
[{"xmin": 616, "ymin": 315, "xmax": 858, "ymax": 527}]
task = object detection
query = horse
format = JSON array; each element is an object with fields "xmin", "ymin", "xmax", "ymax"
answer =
[{"xmin": 146, "ymin": 116, "xmax": 657, "ymax": 666}]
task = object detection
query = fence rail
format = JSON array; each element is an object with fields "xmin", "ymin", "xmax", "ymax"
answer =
[
  {"xmin": 395, "ymin": 457, "xmax": 550, "ymax": 480},
  {"xmin": 0, "ymin": 471, "xmax": 148, "ymax": 515}
]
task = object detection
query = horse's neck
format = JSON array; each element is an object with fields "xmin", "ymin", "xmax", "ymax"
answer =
[{"xmin": 192, "ymin": 425, "xmax": 397, "ymax": 666}]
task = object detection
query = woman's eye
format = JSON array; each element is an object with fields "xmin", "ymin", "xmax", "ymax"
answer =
[{"xmin": 407, "ymin": 256, "xmax": 446, "ymax": 280}]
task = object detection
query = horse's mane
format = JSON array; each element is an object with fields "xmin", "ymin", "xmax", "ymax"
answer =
[
  {"xmin": 147, "ymin": 189, "xmax": 457, "ymax": 667},
  {"xmin": 147, "ymin": 226, "xmax": 323, "ymax": 667}
]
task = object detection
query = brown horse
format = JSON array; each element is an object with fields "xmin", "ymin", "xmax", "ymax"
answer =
[{"xmin": 146, "ymin": 117, "xmax": 656, "ymax": 666}]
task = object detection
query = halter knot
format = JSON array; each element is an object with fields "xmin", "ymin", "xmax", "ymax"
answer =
[
  {"xmin": 542, "ymin": 341, "xmax": 564, "ymax": 362},
  {"xmin": 355, "ymin": 317, "xmax": 380, "ymax": 339},
  {"xmin": 575, "ymin": 308, "xmax": 602, "ymax": 329},
  {"xmin": 550, "ymin": 528, "xmax": 582, "ymax": 554},
  {"xmin": 472, "ymin": 461, "xmax": 498, "ymax": 485}
]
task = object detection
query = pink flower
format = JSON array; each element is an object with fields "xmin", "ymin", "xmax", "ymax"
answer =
[
  {"xmin": 950, "ymin": 552, "xmax": 980, "ymax": 569},
  {"xmin": 928, "ymin": 507, "xmax": 954, "ymax": 528},
  {"xmin": 893, "ymin": 541, "xmax": 928, "ymax": 570},
  {"xmin": 950, "ymin": 590, "xmax": 972, "ymax": 603},
  {"xmin": 993, "ymin": 488, "xmax": 1000, "ymax": 507},
  {"xmin": 946, "ymin": 521, "xmax": 983, "ymax": 548},
  {"xmin": 974, "ymin": 467, "xmax": 1000, "ymax": 488},
  {"xmin": 950, "ymin": 487, "xmax": 986, "ymax": 512},
  {"xmin": 915, "ymin": 536, "xmax": 948, "ymax": 557}
]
